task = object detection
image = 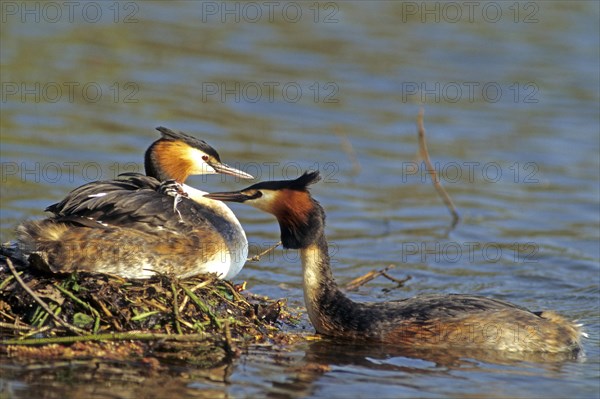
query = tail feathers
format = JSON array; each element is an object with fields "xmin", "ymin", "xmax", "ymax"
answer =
[
  {"xmin": 539, "ymin": 310, "xmax": 585, "ymax": 351},
  {"xmin": 14, "ymin": 220, "xmax": 72, "ymax": 273},
  {"xmin": 18, "ymin": 219, "xmax": 68, "ymax": 244},
  {"xmin": 571, "ymin": 319, "xmax": 589, "ymax": 338},
  {"xmin": 539, "ymin": 310, "xmax": 580, "ymax": 328}
]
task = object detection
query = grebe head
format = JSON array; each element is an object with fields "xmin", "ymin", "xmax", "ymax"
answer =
[
  {"xmin": 144, "ymin": 127, "xmax": 253, "ymax": 183},
  {"xmin": 205, "ymin": 171, "xmax": 324, "ymax": 249}
]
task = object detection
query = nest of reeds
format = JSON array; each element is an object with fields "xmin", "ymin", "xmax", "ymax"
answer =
[{"xmin": 0, "ymin": 254, "xmax": 302, "ymax": 368}]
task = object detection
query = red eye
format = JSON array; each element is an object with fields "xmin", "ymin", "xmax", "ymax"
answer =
[{"xmin": 202, "ymin": 155, "xmax": 209, "ymax": 161}]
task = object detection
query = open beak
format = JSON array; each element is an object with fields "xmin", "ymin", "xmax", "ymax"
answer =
[
  {"xmin": 204, "ymin": 191, "xmax": 251, "ymax": 203},
  {"xmin": 209, "ymin": 162, "xmax": 254, "ymax": 180}
]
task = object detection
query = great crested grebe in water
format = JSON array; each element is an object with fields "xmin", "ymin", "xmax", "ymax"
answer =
[
  {"xmin": 205, "ymin": 172, "xmax": 583, "ymax": 353},
  {"xmin": 16, "ymin": 127, "xmax": 253, "ymax": 280}
]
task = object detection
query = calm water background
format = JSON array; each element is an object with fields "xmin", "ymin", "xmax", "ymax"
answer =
[{"xmin": 1, "ymin": 1, "xmax": 599, "ymax": 398}]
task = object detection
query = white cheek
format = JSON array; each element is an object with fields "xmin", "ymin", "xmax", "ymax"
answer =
[
  {"xmin": 251, "ymin": 190, "xmax": 278, "ymax": 212},
  {"xmin": 188, "ymin": 148, "xmax": 216, "ymax": 175}
]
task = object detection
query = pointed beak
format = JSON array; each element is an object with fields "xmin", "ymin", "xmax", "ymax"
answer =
[
  {"xmin": 204, "ymin": 191, "xmax": 251, "ymax": 203},
  {"xmin": 209, "ymin": 162, "xmax": 254, "ymax": 180}
]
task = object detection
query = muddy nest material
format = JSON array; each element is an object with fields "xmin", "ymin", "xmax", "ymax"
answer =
[{"xmin": 0, "ymin": 256, "xmax": 302, "ymax": 367}]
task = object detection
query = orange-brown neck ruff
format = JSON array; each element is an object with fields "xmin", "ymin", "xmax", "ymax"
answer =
[
  {"xmin": 267, "ymin": 189, "xmax": 325, "ymax": 249},
  {"xmin": 153, "ymin": 140, "xmax": 195, "ymax": 183},
  {"xmin": 273, "ymin": 189, "xmax": 313, "ymax": 229}
]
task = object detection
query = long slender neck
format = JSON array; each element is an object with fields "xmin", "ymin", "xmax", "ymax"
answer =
[
  {"xmin": 274, "ymin": 189, "xmax": 375, "ymax": 337},
  {"xmin": 299, "ymin": 230, "xmax": 363, "ymax": 336}
]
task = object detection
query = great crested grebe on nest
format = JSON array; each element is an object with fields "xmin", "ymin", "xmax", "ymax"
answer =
[{"xmin": 16, "ymin": 127, "xmax": 254, "ymax": 280}]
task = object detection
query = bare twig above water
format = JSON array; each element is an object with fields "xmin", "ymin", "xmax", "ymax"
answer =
[
  {"xmin": 345, "ymin": 264, "xmax": 411, "ymax": 291},
  {"xmin": 247, "ymin": 241, "xmax": 282, "ymax": 262},
  {"xmin": 416, "ymin": 108, "xmax": 460, "ymax": 230},
  {"xmin": 381, "ymin": 273, "xmax": 412, "ymax": 293},
  {"xmin": 334, "ymin": 126, "xmax": 361, "ymax": 176}
]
